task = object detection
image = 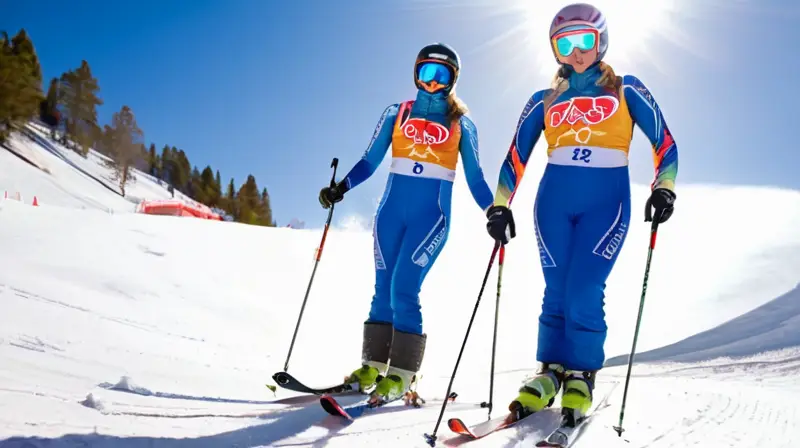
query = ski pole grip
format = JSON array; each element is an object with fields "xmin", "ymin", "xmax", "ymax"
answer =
[{"xmin": 329, "ymin": 158, "xmax": 339, "ymax": 188}]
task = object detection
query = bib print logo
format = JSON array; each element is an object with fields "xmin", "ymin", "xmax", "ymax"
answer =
[
  {"xmin": 548, "ymin": 96, "xmax": 619, "ymax": 145},
  {"xmin": 401, "ymin": 118, "xmax": 449, "ymax": 161}
]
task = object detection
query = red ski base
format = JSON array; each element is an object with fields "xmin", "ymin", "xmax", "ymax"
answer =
[
  {"xmin": 320, "ymin": 394, "xmax": 355, "ymax": 420},
  {"xmin": 447, "ymin": 412, "xmax": 520, "ymax": 439}
]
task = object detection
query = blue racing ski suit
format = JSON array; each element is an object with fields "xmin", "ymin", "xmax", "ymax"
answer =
[
  {"xmin": 493, "ymin": 65, "xmax": 679, "ymax": 371},
  {"xmin": 340, "ymin": 90, "xmax": 494, "ymax": 335}
]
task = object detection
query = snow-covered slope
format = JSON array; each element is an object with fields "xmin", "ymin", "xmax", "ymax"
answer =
[
  {"xmin": 605, "ymin": 284, "xmax": 800, "ymax": 365},
  {"xmin": 0, "ymin": 123, "xmax": 197, "ymax": 212},
  {"xmin": 0, "ymin": 128, "xmax": 799, "ymax": 447}
]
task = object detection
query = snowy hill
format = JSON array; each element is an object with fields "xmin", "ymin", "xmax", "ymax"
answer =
[
  {"xmin": 0, "ymin": 127, "xmax": 799, "ymax": 447},
  {"xmin": 605, "ymin": 284, "xmax": 800, "ymax": 365},
  {"xmin": 0, "ymin": 122, "xmax": 199, "ymax": 212}
]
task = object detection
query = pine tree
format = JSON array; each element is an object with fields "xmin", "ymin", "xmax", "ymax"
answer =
[
  {"xmin": 93, "ymin": 124, "xmax": 112, "ymax": 155},
  {"xmin": 147, "ymin": 143, "xmax": 158, "ymax": 177},
  {"xmin": 172, "ymin": 147, "xmax": 190, "ymax": 192},
  {"xmin": 188, "ymin": 166, "xmax": 202, "ymax": 202},
  {"xmin": 261, "ymin": 187, "xmax": 276, "ymax": 226},
  {"xmin": 159, "ymin": 144, "xmax": 172, "ymax": 183},
  {"xmin": 0, "ymin": 29, "xmax": 44, "ymax": 144},
  {"xmin": 134, "ymin": 142, "xmax": 149, "ymax": 172},
  {"xmin": 39, "ymin": 77, "xmax": 60, "ymax": 137},
  {"xmin": 58, "ymin": 60, "xmax": 102, "ymax": 154},
  {"xmin": 213, "ymin": 170, "xmax": 222, "ymax": 207},
  {"xmin": 225, "ymin": 177, "xmax": 237, "ymax": 218},
  {"xmin": 228, "ymin": 175, "xmax": 276, "ymax": 226},
  {"xmin": 10, "ymin": 30, "xmax": 43, "ymax": 121},
  {"xmin": 198, "ymin": 165, "xmax": 216, "ymax": 206},
  {"xmin": 104, "ymin": 105, "xmax": 144, "ymax": 196},
  {"xmin": 236, "ymin": 175, "xmax": 262, "ymax": 225}
]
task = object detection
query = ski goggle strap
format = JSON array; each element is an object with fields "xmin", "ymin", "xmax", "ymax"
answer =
[
  {"xmin": 551, "ymin": 28, "xmax": 599, "ymax": 57},
  {"xmin": 416, "ymin": 61, "xmax": 454, "ymax": 92}
]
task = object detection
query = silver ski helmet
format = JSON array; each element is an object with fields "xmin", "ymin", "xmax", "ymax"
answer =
[
  {"xmin": 414, "ymin": 42, "xmax": 460, "ymax": 95},
  {"xmin": 549, "ymin": 3, "xmax": 608, "ymax": 64}
]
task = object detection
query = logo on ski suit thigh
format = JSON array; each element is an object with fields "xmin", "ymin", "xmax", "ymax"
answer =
[
  {"xmin": 593, "ymin": 216, "xmax": 628, "ymax": 260},
  {"xmin": 411, "ymin": 217, "xmax": 447, "ymax": 268},
  {"xmin": 373, "ymin": 216, "xmax": 387, "ymax": 270}
]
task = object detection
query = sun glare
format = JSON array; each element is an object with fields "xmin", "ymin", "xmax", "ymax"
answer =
[
  {"xmin": 406, "ymin": 0, "xmax": 749, "ymax": 93},
  {"xmin": 467, "ymin": 0, "xmax": 697, "ymax": 79},
  {"xmin": 518, "ymin": 0, "xmax": 688, "ymax": 76}
]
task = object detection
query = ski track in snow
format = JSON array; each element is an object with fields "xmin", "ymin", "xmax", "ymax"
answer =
[
  {"xmin": 0, "ymin": 126, "xmax": 799, "ymax": 447},
  {"xmin": 2, "ymin": 358, "xmax": 798, "ymax": 447}
]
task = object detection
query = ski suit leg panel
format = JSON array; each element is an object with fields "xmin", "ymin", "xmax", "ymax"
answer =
[
  {"xmin": 533, "ymin": 173, "xmax": 574, "ymax": 365},
  {"xmin": 390, "ymin": 179, "xmax": 452, "ymax": 335},
  {"xmin": 367, "ymin": 175, "xmax": 406, "ymax": 325},
  {"xmin": 563, "ymin": 184, "xmax": 631, "ymax": 371}
]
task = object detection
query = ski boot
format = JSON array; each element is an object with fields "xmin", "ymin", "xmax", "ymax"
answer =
[
  {"xmin": 560, "ymin": 370, "xmax": 596, "ymax": 423},
  {"xmin": 346, "ymin": 362, "xmax": 386, "ymax": 393},
  {"xmin": 369, "ymin": 329, "xmax": 426, "ymax": 408},
  {"xmin": 345, "ymin": 322, "xmax": 393, "ymax": 393},
  {"xmin": 508, "ymin": 363, "xmax": 566, "ymax": 418}
]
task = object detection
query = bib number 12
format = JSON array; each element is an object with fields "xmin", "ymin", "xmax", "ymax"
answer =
[{"xmin": 572, "ymin": 148, "xmax": 592, "ymax": 163}]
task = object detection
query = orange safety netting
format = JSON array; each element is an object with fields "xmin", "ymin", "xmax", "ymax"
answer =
[{"xmin": 136, "ymin": 199, "xmax": 222, "ymax": 220}]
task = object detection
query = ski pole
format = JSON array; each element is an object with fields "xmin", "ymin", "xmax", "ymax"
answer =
[
  {"xmin": 424, "ymin": 241, "xmax": 501, "ymax": 447},
  {"xmin": 613, "ymin": 216, "xmax": 660, "ymax": 437},
  {"xmin": 481, "ymin": 244, "xmax": 505, "ymax": 419},
  {"xmin": 281, "ymin": 157, "xmax": 339, "ymax": 373}
]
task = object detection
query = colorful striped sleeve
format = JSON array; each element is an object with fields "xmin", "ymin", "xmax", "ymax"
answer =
[
  {"xmin": 622, "ymin": 75, "xmax": 678, "ymax": 192},
  {"xmin": 494, "ymin": 90, "xmax": 547, "ymax": 207}
]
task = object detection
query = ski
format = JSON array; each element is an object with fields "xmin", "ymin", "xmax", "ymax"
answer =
[
  {"xmin": 535, "ymin": 383, "xmax": 618, "ymax": 447},
  {"xmin": 320, "ymin": 393, "xmax": 408, "ymax": 421},
  {"xmin": 271, "ymin": 371, "xmax": 359, "ymax": 395},
  {"xmin": 447, "ymin": 410, "xmax": 530, "ymax": 439},
  {"xmin": 448, "ymin": 382, "xmax": 618, "ymax": 442},
  {"xmin": 320, "ymin": 388, "xmax": 435, "ymax": 421},
  {"xmin": 534, "ymin": 412, "xmax": 594, "ymax": 447}
]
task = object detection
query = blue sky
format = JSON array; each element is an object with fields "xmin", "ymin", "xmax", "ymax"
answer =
[{"xmin": 4, "ymin": 0, "xmax": 800, "ymax": 228}]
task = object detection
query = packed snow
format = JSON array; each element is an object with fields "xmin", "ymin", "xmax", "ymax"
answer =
[{"xmin": 0, "ymin": 127, "xmax": 799, "ymax": 447}]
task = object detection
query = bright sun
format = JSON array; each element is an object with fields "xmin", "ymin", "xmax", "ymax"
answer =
[
  {"xmin": 515, "ymin": 0, "xmax": 687, "ymax": 75},
  {"xmin": 473, "ymin": 0, "xmax": 696, "ymax": 78},
  {"xmin": 407, "ymin": 0, "xmax": 726, "ymax": 90}
]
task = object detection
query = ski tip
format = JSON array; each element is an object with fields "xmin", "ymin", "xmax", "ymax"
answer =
[
  {"xmin": 319, "ymin": 395, "xmax": 337, "ymax": 415},
  {"xmin": 272, "ymin": 371, "xmax": 291, "ymax": 385},
  {"xmin": 320, "ymin": 394, "xmax": 353, "ymax": 421},
  {"xmin": 447, "ymin": 418, "xmax": 468, "ymax": 434}
]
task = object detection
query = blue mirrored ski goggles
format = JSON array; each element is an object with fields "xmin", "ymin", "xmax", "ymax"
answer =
[
  {"xmin": 553, "ymin": 29, "xmax": 598, "ymax": 57},
  {"xmin": 417, "ymin": 62, "xmax": 453, "ymax": 85}
]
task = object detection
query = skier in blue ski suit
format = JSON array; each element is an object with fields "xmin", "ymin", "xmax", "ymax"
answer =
[
  {"xmin": 318, "ymin": 43, "xmax": 494, "ymax": 404},
  {"xmin": 485, "ymin": 3, "xmax": 679, "ymax": 419}
]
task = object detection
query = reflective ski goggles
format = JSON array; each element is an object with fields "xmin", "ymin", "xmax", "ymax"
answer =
[
  {"xmin": 552, "ymin": 28, "xmax": 599, "ymax": 57},
  {"xmin": 416, "ymin": 61, "xmax": 453, "ymax": 92}
]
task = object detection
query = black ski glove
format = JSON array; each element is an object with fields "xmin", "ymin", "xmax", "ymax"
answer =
[
  {"xmin": 319, "ymin": 182, "xmax": 347, "ymax": 209},
  {"xmin": 486, "ymin": 205, "xmax": 516, "ymax": 245},
  {"xmin": 645, "ymin": 188, "xmax": 676, "ymax": 223}
]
